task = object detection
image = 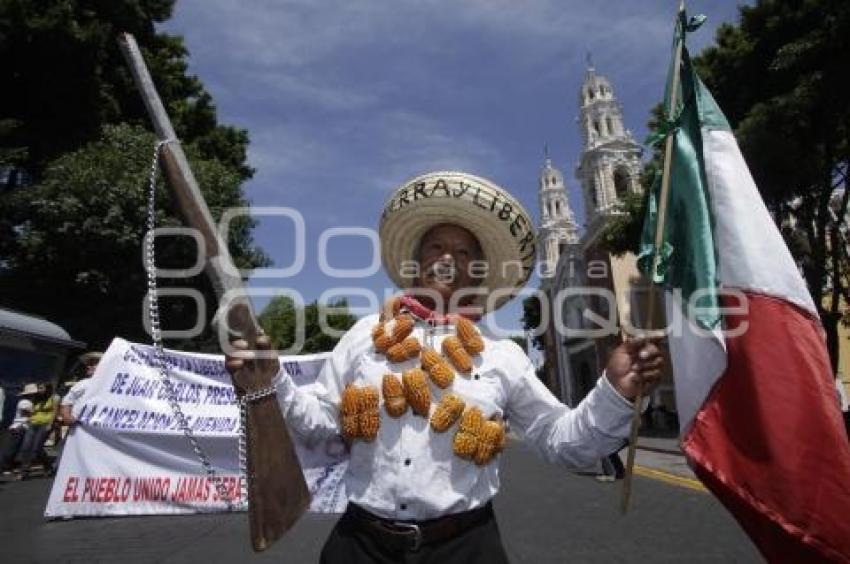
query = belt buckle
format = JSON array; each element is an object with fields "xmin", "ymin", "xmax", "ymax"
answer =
[{"xmin": 392, "ymin": 521, "xmax": 422, "ymax": 552}]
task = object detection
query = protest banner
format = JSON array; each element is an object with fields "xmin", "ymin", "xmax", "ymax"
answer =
[{"xmin": 45, "ymin": 338, "xmax": 346, "ymax": 518}]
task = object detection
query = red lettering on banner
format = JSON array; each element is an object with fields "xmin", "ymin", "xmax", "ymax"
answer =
[
  {"xmin": 132, "ymin": 477, "xmax": 171, "ymax": 501},
  {"xmin": 82, "ymin": 477, "xmax": 94, "ymax": 500},
  {"xmin": 171, "ymin": 476, "xmax": 213, "ymax": 502},
  {"xmin": 64, "ymin": 475, "xmax": 246, "ymax": 505},
  {"xmin": 211, "ymin": 476, "xmax": 245, "ymax": 503},
  {"xmin": 63, "ymin": 477, "xmax": 79, "ymax": 502},
  {"xmin": 96, "ymin": 477, "xmax": 107, "ymax": 501},
  {"xmin": 103, "ymin": 478, "xmax": 116, "ymax": 501},
  {"xmin": 121, "ymin": 478, "xmax": 131, "ymax": 501}
]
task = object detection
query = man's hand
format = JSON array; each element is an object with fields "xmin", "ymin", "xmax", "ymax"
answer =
[
  {"xmin": 59, "ymin": 405, "xmax": 75, "ymax": 426},
  {"xmin": 224, "ymin": 335, "xmax": 281, "ymax": 394},
  {"xmin": 605, "ymin": 338, "xmax": 665, "ymax": 402},
  {"xmin": 221, "ymin": 327, "xmax": 311, "ymax": 549}
]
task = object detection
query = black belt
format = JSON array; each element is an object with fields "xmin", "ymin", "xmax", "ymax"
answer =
[{"xmin": 344, "ymin": 502, "xmax": 494, "ymax": 552}]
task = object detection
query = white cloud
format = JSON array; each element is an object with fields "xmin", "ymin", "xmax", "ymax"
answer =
[
  {"xmin": 243, "ymin": 107, "xmax": 500, "ymax": 201},
  {"xmin": 168, "ymin": 0, "xmax": 697, "ymax": 112}
]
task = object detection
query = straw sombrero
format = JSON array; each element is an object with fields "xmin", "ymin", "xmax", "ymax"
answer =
[
  {"xmin": 379, "ymin": 171, "xmax": 537, "ymax": 313},
  {"xmin": 19, "ymin": 383, "xmax": 41, "ymax": 396}
]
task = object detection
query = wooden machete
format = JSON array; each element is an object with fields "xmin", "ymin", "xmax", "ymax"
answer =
[{"xmin": 118, "ymin": 32, "xmax": 310, "ymax": 552}]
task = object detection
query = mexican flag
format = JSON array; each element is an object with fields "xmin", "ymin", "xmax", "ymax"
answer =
[{"xmin": 639, "ymin": 10, "xmax": 850, "ymax": 562}]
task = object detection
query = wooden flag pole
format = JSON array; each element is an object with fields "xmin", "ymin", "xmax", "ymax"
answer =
[
  {"xmin": 118, "ymin": 33, "xmax": 310, "ymax": 551},
  {"xmin": 620, "ymin": 0, "xmax": 686, "ymax": 514}
]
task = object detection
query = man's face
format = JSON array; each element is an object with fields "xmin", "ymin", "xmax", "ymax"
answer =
[{"xmin": 414, "ymin": 223, "xmax": 484, "ymax": 304}]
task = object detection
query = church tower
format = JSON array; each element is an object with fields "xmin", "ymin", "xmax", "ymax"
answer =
[
  {"xmin": 575, "ymin": 60, "xmax": 642, "ymax": 241},
  {"xmin": 537, "ymin": 151, "xmax": 579, "ymax": 278}
]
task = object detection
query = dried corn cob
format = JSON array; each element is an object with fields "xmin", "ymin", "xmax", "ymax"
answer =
[
  {"xmin": 420, "ymin": 347, "xmax": 442, "ymax": 370},
  {"xmin": 402, "ymin": 368, "xmax": 431, "ymax": 416},
  {"xmin": 402, "ymin": 336, "xmax": 421, "ymax": 357},
  {"xmin": 452, "ymin": 429, "xmax": 478, "ymax": 459},
  {"xmin": 420, "ymin": 347, "xmax": 454, "ymax": 388},
  {"xmin": 386, "ymin": 336, "xmax": 421, "ymax": 363},
  {"xmin": 442, "ymin": 335, "xmax": 473, "ymax": 373},
  {"xmin": 341, "ymin": 385, "xmax": 360, "ymax": 416},
  {"xmin": 341, "ymin": 384, "xmax": 361, "ymax": 438},
  {"xmin": 427, "ymin": 361, "xmax": 454, "ymax": 389},
  {"xmin": 463, "ymin": 334, "xmax": 484, "ymax": 355},
  {"xmin": 341, "ymin": 415, "xmax": 358, "ymax": 439},
  {"xmin": 339, "ymin": 385, "xmax": 381, "ymax": 440},
  {"xmin": 430, "ymin": 393, "xmax": 465, "ymax": 432},
  {"xmin": 374, "ymin": 332, "xmax": 393, "ymax": 353},
  {"xmin": 453, "ymin": 407, "xmax": 483, "ymax": 459},
  {"xmin": 455, "ymin": 317, "xmax": 485, "ymax": 355},
  {"xmin": 358, "ymin": 410, "xmax": 380, "ymax": 441},
  {"xmin": 474, "ymin": 420, "xmax": 505, "ymax": 465},
  {"xmin": 458, "ymin": 406, "xmax": 484, "ymax": 435},
  {"xmin": 390, "ymin": 314, "xmax": 414, "ymax": 342},
  {"xmin": 382, "ymin": 374, "xmax": 407, "ymax": 418},
  {"xmin": 360, "ymin": 386, "xmax": 379, "ymax": 411}
]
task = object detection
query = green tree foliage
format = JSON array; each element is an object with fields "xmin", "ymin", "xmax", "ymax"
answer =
[
  {"xmin": 597, "ymin": 1, "xmax": 850, "ymax": 368},
  {"xmin": 0, "ymin": 1, "xmax": 265, "ymax": 352},
  {"xmin": 0, "ymin": 0, "xmax": 251, "ymax": 179},
  {"xmin": 597, "ymin": 104, "xmax": 664, "ymax": 256},
  {"xmin": 694, "ymin": 0, "xmax": 850, "ymax": 369},
  {"xmin": 597, "ymin": 189, "xmax": 649, "ymax": 257},
  {"xmin": 259, "ymin": 297, "xmax": 358, "ymax": 354},
  {"xmin": 0, "ymin": 124, "xmax": 268, "ymax": 350}
]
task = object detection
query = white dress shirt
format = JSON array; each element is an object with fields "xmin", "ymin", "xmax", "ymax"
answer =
[{"xmin": 277, "ymin": 313, "xmax": 636, "ymax": 520}]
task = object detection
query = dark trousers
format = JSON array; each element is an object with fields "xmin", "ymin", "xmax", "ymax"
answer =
[
  {"xmin": 601, "ymin": 451, "xmax": 626, "ymax": 479},
  {"xmin": 0, "ymin": 428, "xmax": 26, "ymax": 470},
  {"xmin": 320, "ymin": 504, "xmax": 510, "ymax": 564},
  {"xmin": 17, "ymin": 424, "xmax": 50, "ymax": 473}
]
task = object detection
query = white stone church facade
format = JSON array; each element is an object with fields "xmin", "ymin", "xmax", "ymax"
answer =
[{"xmin": 536, "ymin": 63, "xmax": 676, "ymax": 427}]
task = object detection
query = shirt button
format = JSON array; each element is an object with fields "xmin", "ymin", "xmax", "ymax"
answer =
[
  {"xmin": 473, "ymin": 373, "xmax": 480, "ymax": 380},
  {"xmin": 404, "ymin": 458, "xmax": 411, "ymax": 466}
]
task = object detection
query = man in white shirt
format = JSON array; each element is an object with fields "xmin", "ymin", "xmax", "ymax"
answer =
[
  {"xmin": 226, "ymin": 172, "xmax": 663, "ymax": 563},
  {"xmin": 1, "ymin": 385, "xmax": 36, "ymax": 474},
  {"xmin": 58, "ymin": 352, "xmax": 101, "ymax": 428},
  {"xmin": 51, "ymin": 352, "xmax": 101, "ymax": 476}
]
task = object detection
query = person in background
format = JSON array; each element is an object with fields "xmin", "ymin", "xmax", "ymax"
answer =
[
  {"xmin": 596, "ymin": 440, "xmax": 627, "ymax": 482},
  {"xmin": 0, "ymin": 384, "xmax": 37, "ymax": 476},
  {"xmin": 16, "ymin": 383, "xmax": 59, "ymax": 479},
  {"xmin": 52, "ymin": 352, "xmax": 102, "ymax": 476},
  {"xmin": 57, "ymin": 352, "xmax": 101, "ymax": 428}
]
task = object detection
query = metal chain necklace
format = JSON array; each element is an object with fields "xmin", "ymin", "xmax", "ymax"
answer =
[{"xmin": 144, "ymin": 139, "xmax": 245, "ymax": 510}]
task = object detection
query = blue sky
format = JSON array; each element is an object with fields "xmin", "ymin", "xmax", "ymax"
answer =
[{"xmin": 160, "ymin": 1, "xmax": 745, "ymax": 333}]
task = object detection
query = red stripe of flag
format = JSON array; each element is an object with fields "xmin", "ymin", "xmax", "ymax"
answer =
[{"xmin": 683, "ymin": 292, "xmax": 850, "ymax": 562}]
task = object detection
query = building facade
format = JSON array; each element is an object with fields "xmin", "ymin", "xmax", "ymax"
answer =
[
  {"xmin": 536, "ymin": 63, "xmax": 677, "ymax": 429},
  {"xmin": 535, "ymin": 154, "xmax": 579, "ymax": 396},
  {"xmin": 537, "ymin": 155, "xmax": 579, "ymax": 279},
  {"xmin": 575, "ymin": 63, "xmax": 642, "ymax": 244}
]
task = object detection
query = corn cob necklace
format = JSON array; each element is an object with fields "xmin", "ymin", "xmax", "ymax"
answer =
[{"xmin": 341, "ymin": 296, "xmax": 505, "ymax": 465}]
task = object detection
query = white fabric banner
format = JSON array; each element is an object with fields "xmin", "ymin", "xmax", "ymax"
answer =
[{"xmin": 44, "ymin": 338, "xmax": 348, "ymax": 518}]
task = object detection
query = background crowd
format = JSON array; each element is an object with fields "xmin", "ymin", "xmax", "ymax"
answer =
[{"xmin": 0, "ymin": 352, "xmax": 100, "ymax": 481}]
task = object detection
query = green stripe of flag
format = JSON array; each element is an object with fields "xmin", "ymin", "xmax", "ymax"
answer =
[{"xmin": 638, "ymin": 10, "xmax": 730, "ymax": 330}]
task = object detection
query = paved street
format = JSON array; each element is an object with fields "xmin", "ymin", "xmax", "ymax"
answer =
[{"xmin": 0, "ymin": 441, "xmax": 760, "ymax": 563}]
